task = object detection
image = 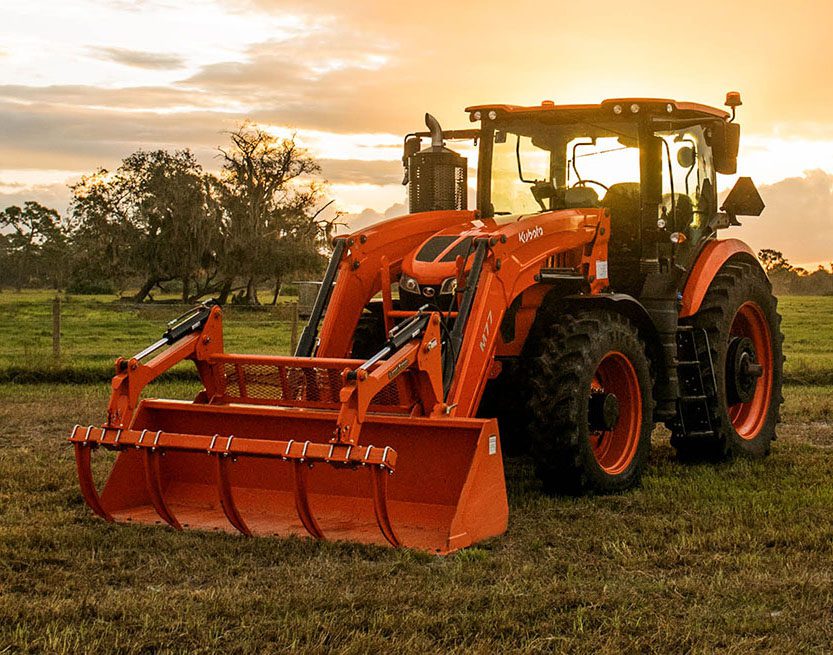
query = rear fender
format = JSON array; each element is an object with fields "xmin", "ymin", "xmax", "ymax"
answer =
[{"xmin": 680, "ymin": 239, "xmax": 759, "ymax": 318}]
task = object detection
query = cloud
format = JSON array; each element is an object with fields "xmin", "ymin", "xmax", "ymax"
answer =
[
  {"xmin": 338, "ymin": 202, "xmax": 406, "ymax": 233},
  {"xmin": 735, "ymin": 170, "xmax": 833, "ymax": 267},
  {"xmin": 0, "ymin": 182, "xmax": 72, "ymax": 214},
  {"xmin": 0, "ymin": 97, "xmax": 252, "ymax": 171},
  {"xmin": 318, "ymin": 159, "xmax": 403, "ymax": 185},
  {"xmin": 90, "ymin": 46, "xmax": 186, "ymax": 70}
]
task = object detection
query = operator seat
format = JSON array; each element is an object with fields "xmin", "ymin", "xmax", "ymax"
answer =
[
  {"xmin": 601, "ymin": 183, "xmax": 643, "ymax": 295},
  {"xmin": 662, "ymin": 193, "xmax": 693, "ymax": 231}
]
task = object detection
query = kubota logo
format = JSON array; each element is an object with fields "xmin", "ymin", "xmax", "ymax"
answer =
[{"xmin": 519, "ymin": 226, "xmax": 543, "ymax": 244}]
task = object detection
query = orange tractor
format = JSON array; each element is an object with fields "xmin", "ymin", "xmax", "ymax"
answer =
[{"xmin": 69, "ymin": 93, "xmax": 782, "ymax": 553}]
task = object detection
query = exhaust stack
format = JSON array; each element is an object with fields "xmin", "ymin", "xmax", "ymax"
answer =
[{"xmin": 406, "ymin": 113, "xmax": 468, "ymax": 213}]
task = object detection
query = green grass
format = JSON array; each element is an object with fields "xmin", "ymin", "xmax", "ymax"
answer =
[
  {"xmin": 1, "ymin": 383, "xmax": 833, "ymax": 653},
  {"xmin": 0, "ymin": 291, "xmax": 298, "ymax": 383},
  {"xmin": 1, "ymin": 291, "xmax": 831, "ymax": 385},
  {"xmin": 778, "ymin": 296, "xmax": 833, "ymax": 384}
]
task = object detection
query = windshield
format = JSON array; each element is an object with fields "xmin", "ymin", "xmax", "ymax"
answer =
[{"xmin": 486, "ymin": 119, "xmax": 641, "ymax": 216}]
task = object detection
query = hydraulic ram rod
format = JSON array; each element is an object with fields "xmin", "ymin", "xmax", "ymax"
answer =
[{"xmin": 132, "ymin": 300, "xmax": 218, "ymax": 361}]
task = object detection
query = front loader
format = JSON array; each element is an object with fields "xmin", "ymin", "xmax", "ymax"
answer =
[{"xmin": 70, "ymin": 93, "xmax": 782, "ymax": 553}]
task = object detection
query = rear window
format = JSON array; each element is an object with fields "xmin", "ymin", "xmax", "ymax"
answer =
[{"xmin": 415, "ymin": 236, "xmax": 457, "ymax": 262}]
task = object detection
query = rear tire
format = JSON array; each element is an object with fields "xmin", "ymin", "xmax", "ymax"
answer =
[
  {"xmin": 671, "ymin": 260, "xmax": 784, "ymax": 460},
  {"xmin": 527, "ymin": 311, "xmax": 654, "ymax": 495}
]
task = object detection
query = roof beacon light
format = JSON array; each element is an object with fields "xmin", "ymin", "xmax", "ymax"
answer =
[{"xmin": 725, "ymin": 91, "xmax": 742, "ymax": 122}]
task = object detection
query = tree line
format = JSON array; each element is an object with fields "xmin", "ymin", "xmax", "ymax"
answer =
[
  {"xmin": 758, "ymin": 249, "xmax": 833, "ymax": 295},
  {"xmin": 0, "ymin": 122, "xmax": 338, "ymax": 304}
]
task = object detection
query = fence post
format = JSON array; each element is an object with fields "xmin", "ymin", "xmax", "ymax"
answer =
[
  {"xmin": 52, "ymin": 296, "xmax": 62, "ymax": 361},
  {"xmin": 289, "ymin": 302, "xmax": 299, "ymax": 355}
]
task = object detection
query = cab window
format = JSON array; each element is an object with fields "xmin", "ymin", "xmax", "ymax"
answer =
[{"xmin": 656, "ymin": 125, "xmax": 716, "ymax": 236}]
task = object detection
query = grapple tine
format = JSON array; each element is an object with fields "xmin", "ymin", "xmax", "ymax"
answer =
[
  {"xmin": 72, "ymin": 428, "xmax": 114, "ymax": 522},
  {"xmin": 370, "ymin": 465, "xmax": 400, "ymax": 548},
  {"xmin": 293, "ymin": 457, "xmax": 324, "ymax": 540},
  {"xmin": 141, "ymin": 437, "xmax": 182, "ymax": 530},
  {"xmin": 214, "ymin": 445, "xmax": 252, "ymax": 536}
]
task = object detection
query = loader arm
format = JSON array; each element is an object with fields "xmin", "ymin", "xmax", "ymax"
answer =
[
  {"xmin": 105, "ymin": 302, "xmax": 225, "ymax": 429},
  {"xmin": 335, "ymin": 311, "xmax": 445, "ymax": 444},
  {"xmin": 316, "ymin": 209, "xmax": 476, "ymax": 358}
]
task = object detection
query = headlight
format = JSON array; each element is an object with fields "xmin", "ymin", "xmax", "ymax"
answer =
[
  {"xmin": 439, "ymin": 276, "xmax": 458, "ymax": 295},
  {"xmin": 399, "ymin": 274, "xmax": 421, "ymax": 294}
]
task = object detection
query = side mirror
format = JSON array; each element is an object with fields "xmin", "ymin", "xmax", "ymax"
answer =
[
  {"xmin": 710, "ymin": 120, "xmax": 740, "ymax": 175},
  {"xmin": 720, "ymin": 176, "xmax": 765, "ymax": 225},
  {"xmin": 677, "ymin": 146, "xmax": 695, "ymax": 169}
]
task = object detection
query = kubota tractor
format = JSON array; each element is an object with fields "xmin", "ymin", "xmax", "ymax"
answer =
[{"xmin": 70, "ymin": 93, "xmax": 782, "ymax": 554}]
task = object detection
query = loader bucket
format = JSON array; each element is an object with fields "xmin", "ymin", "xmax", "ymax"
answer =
[{"xmin": 72, "ymin": 401, "xmax": 508, "ymax": 554}]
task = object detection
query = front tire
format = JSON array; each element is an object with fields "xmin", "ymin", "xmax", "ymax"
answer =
[{"xmin": 527, "ymin": 311, "xmax": 655, "ymax": 495}]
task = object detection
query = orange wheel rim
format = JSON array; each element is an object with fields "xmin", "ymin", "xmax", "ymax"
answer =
[
  {"xmin": 727, "ymin": 301, "xmax": 773, "ymax": 440},
  {"xmin": 589, "ymin": 352, "xmax": 642, "ymax": 475}
]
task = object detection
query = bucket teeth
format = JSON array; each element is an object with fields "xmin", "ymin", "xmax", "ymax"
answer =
[
  {"xmin": 69, "ymin": 425, "xmax": 401, "ymax": 544},
  {"xmin": 70, "ymin": 426, "xmax": 114, "ymax": 523},
  {"xmin": 370, "ymin": 466, "xmax": 400, "ymax": 547},
  {"xmin": 215, "ymin": 454, "xmax": 251, "ymax": 536},
  {"xmin": 293, "ymin": 461, "xmax": 325, "ymax": 539},
  {"xmin": 142, "ymin": 448, "xmax": 182, "ymax": 530}
]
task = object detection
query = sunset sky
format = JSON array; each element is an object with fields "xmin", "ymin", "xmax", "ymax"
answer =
[{"xmin": 2, "ymin": 0, "xmax": 832, "ymax": 268}]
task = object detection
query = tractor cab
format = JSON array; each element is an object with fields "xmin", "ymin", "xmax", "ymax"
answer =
[{"xmin": 402, "ymin": 95, "xmax": 762, "ymax": 297}]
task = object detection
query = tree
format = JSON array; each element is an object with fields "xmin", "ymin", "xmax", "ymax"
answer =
[
  {"xmin": 69, "ymin": 150, "xmax": 220, "ymax": 301},
  {"xmin": 758, "ymin": 249, "xmax": 792, "ymax": 273},
  {"xmin": 68, "ymin": 169, "xmax": 141, "ymax": 295},
  {"xmin": 0, "ymin": 202, "xmax": 68, "ymax": 290},
  {"xmin": 216, "ymin": 122, "xmax": 333, "ymax": 304}
]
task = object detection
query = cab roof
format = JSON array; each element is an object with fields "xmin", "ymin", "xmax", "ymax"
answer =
[{"xmin": 465, "ymin": 98, "xmax": 730, "ymax": 122}]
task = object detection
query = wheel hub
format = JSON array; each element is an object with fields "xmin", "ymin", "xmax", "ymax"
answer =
[
  {"xmin": 589, "ymin": 392, "xmax": 620, "ymax": 431},
  {"xmin": 726, "ymin": 336, "xmax": 763, "ymax": 404}
]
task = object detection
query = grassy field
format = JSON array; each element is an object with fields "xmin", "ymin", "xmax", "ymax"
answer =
[
  {"xmin": 1, "ymin": 293, "xmax": 833, "ymax": 653},
  {"xmin": 2, "ymin": 291, "xmax": 831, "ymax": 385},
  {"xmin": 0, "ymin": 291, "xmax": 298, "ymax": 383}
]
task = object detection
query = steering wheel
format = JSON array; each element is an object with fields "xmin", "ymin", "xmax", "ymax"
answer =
[{"xmin": 572, "ymin": 179, "xmax": 610, "ymax": 192}]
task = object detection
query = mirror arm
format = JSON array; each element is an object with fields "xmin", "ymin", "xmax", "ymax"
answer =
[{"xmin": 709, "ymin": 211, "xmax": 740, "ymax": 230}]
